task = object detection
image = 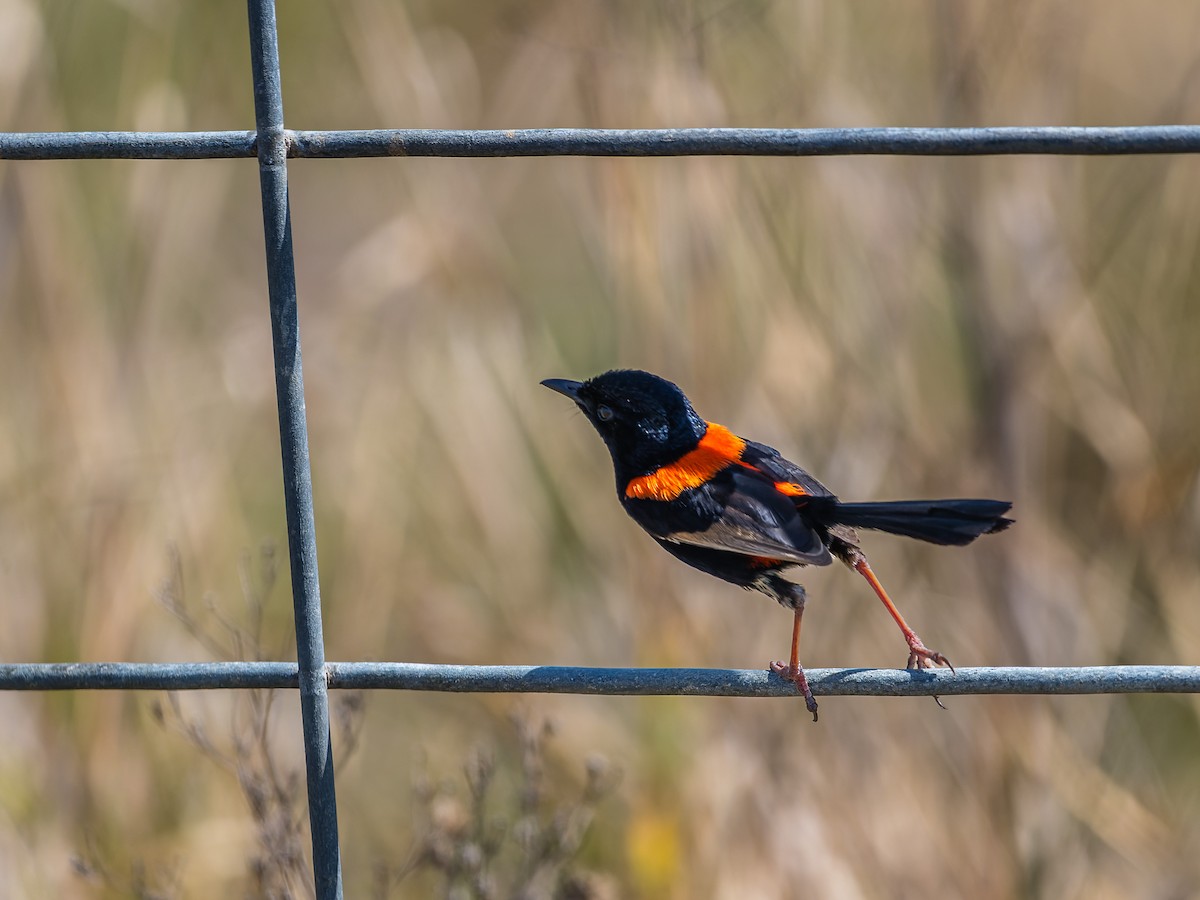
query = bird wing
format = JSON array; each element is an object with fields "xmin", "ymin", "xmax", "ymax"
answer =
[
  {"xmin": 737, "ymin": 439, "xmax": 861, "ymax": 547},
  {"xmin": 739, "ymin": 440, "xmax": 838, "ymax": 498},
  {"xmin": 663, "ymin": 466, "xmax": 833, "ymax": 567}
]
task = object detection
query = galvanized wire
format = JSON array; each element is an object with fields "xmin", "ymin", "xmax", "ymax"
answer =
[
  {"xmin": 287, "ymin": 125, "xmax": 1200, "ymax": 157},
  {"xmin": 3, "ymin": 662, "xmax": 1198, "ymax": 697},
  {"xmin": 0, "ymin": 131, "xmax": 256, "ymax": 159},
  {"xmin": 4, "ymin": 125, "xmax": 1200, "ymax": 161},
  {"xmin": 246, "ymin": 0, "xmax": 342, "ymax": 896}
]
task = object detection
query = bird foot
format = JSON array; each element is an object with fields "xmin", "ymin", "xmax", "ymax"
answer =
[
  {"xmin": 904, "ymin": 634, "xmax": 955, "ymax": 673},
  {"xmin": 770, "ymin": 660, "xmax": 819, "ymax": 722}
]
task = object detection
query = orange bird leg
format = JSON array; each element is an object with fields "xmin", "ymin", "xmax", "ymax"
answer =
[
  {"xmin": 770, "ymin": 608, "xmax": 819, "ymax": 721},
  {"xmin": 853, "ymin": 557, "xmax": 955, "ymax": 673}
]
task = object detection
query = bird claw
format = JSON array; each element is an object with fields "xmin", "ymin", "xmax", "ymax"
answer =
[
  {"xmin": 770, "ymin": 660, "xmax": 819, "ymax": 722},
  {"xmin": 905, "ymin": 636, "xmax": 955, "ymax": 674},
  {"xmin": 902, "ymin": 639, "xmax": 954, "ymax": 711}
]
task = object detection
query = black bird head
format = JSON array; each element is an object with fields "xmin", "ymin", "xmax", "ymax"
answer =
[{"xmin": 541, "ymin": 369, "xmax": 707, "ymax": 482}]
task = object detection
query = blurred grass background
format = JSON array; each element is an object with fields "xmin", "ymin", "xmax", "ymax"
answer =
[{"xmin": 2, "ymin": 0, "xmax": 1200, "ymax": 896}]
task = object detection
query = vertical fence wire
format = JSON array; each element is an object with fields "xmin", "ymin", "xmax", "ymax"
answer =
[{"xmin": 246, "ymin": 1, "xmax": 343, "ymax": 896}]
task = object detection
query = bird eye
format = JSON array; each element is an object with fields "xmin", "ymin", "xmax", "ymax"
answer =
[{"xmin": 596, "ymin": 404, "xmax": 614, "ymax": 422}]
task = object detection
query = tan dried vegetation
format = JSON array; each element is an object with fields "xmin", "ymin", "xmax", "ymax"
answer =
[{"xmin": 1, "ymin": 2, "xmax": 1199, "ymax": 897}]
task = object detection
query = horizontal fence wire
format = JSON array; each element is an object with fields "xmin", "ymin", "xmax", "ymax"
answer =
[
  {"xmin": 4, "ymin": 125, "xmax": 1200, "ymax": 161},
  {"xmin": 2, "ymin": 663, "xmax": 1198, "ymax": 697}
]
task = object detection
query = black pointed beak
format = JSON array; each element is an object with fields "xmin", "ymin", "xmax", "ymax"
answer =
[{"xmin": 540, "ymin": 378, "xmax": 583, "ymax": 400}]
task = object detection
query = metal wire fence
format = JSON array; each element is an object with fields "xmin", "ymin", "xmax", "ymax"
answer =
[
  {"xmin": 3, "ymin": 2, "xmax": 1199, "ymax": 897},
  {"xmin": 4, "ymin": 661, "xmax": 1200, "ymax": 696}
]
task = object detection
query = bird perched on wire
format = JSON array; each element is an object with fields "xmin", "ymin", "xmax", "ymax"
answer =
[{"xmin": 542, "ymin": 369, "xmax": 1012, "ymax": 721}]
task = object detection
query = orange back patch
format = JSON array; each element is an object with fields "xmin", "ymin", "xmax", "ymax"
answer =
[
  {"xmin": 773, "ymin": 481, "xmax": 808, "ymax": 497},
  {"xmin": 624, "ymin": 422, "xmax": 746, "ymax": 502}
]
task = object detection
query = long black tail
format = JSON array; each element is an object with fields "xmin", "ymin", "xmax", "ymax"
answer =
[{"xmin": 820, "ymin": 498, "xmax": 1013, "ymax": 546}]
